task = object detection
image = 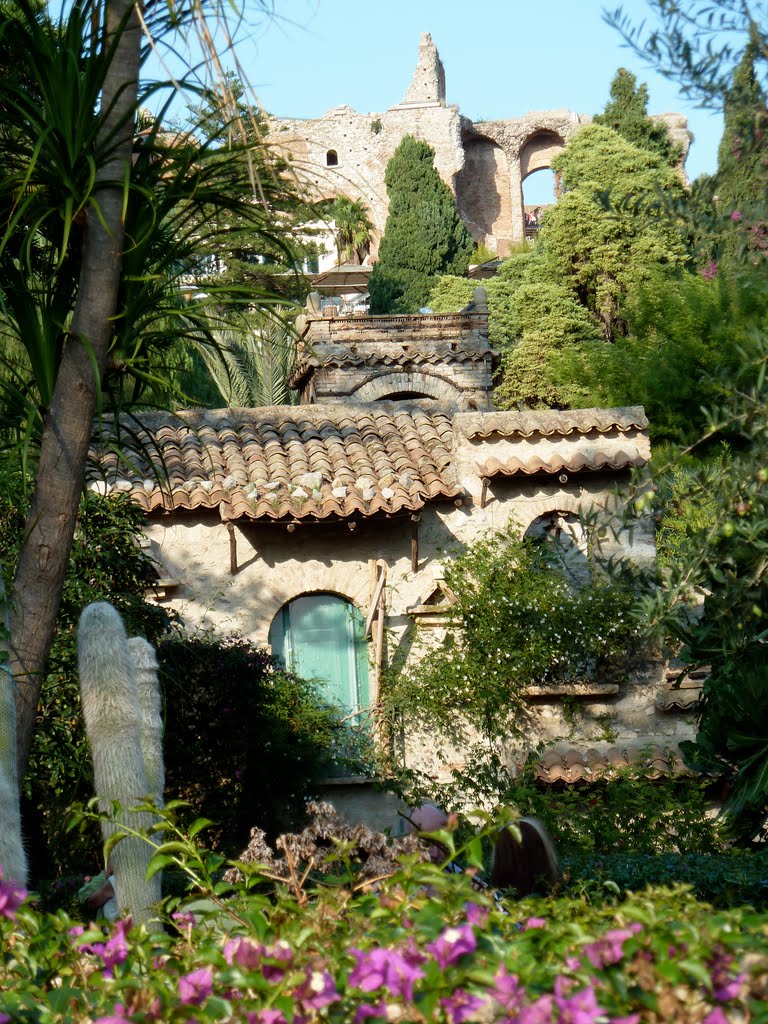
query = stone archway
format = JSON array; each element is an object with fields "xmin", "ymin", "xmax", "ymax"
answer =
[
  {"xmin": 455, "ymin": 132, "xmax": 513, "ymax": 256},
  {"xmin": 352, "ymin": 371, "xmax": 462, "ymax": 405},
  {"xmin": 519, "ymin": 130, "xmax": 566, "ymax": 228}
]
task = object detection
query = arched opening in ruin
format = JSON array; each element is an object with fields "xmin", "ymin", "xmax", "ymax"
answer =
[
  {"xmin": 520, "ymin": 130, "xmax": 565, "ymax": 234},
  {"xmin": 326, "ymin": 149, "xmax": 338, "ymax": 167},
  {"xmin": 455, "ymin": 132, "xmax": 512, "ymax": 256}
]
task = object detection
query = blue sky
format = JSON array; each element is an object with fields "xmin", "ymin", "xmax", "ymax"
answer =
[{"xmin": 227, "ymin": 0, "xmax": 725, "ymax": 188}]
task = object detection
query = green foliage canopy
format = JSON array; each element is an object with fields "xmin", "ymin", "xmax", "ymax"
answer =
[
  {"xmin": 369, "ymin": 136, "xmax": 473, "ymax": 314},
  {"xmin": 594, "ymin": 67, "xmax": 681, "ymax": 164},
  {"xmin": 543, "ymin": 124, "xmax": 688, "ymax": 341}
]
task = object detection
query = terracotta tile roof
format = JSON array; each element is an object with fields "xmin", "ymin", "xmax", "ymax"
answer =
[
  {"xmin": 458, "ymin": 407, "xmax": 648, "ymax": 440},
  {"xmin": 457, "ymin": 407, "xmax": 651, "ymax": 479},
  {"xmin": 476, "ymin": 450, "xmax": 647, "ymax": 478},
  {"xmin": 528, "ymin": 740, "xmax": 690, "ymax": 785},
  {"xmin": 291, "ymin": 341, "xmax": 492, "ymax": 382},
  {"xmin": 88, "ymin": 403, "xmax": 462, "ymax": 521}
]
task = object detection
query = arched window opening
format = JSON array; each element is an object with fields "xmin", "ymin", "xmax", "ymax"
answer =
[
  {"xmin": 268, "ymin": 593, "xmax": 369, "ymax": 719},
  {"xmin": 524, "ymin": 512, "xmax": 590, "ymax": 588},
  {"xmin": 326, "ymin": 149, "xmax": 338, "ymax": 167},
  {"xmin": 522, "ymin": 169, "xmax": 557, "ymax": 236}
]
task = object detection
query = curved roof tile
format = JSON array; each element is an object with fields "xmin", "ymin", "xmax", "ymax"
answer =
[
  {"xmin": 459, "ymin": 406, "xmax": 648, "ymax": 439},
  {"xmin": 88, "ymin": 403, "xmax": 462, "ymax": 522},
  {"xmin": 477, "ymin": 450, "xmax": 647, "ymax": 478}
]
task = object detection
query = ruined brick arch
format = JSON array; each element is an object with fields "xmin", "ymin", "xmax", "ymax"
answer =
[
  {"xmin": 455, "ymin": 132, "xmax": 513, "ymax": 253},
  {"xmin": 352, "ymin": 371, "xmax": 462, "ymax": 404},
  {"xmin": 519, "ymin": 129, "xmax": 565, "ymax": 200}
]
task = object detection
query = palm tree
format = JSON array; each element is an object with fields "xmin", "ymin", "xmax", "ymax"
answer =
[
  {"xmin": 195, "ymin": 310, "xmax": 299, "ymax": 408},
  {"xmin": 2, "ymin": 0, "xmax": 292, "ymax": 780},
  {"xmin": 331, "ymin": 196, "xmax": 375, "ymax": 265}
]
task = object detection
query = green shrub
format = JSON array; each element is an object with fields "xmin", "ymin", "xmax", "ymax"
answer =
[
  {"xmin": 159, "ymin": 630, "xmax": 372, "ymax": 855},
  {"xmin": 2, "ymin": 808, "xmax": 767, "ymax": 1022},
  {"xmin": 562, "ymin": 849, "xmax": 768, "ymax": 908},
  {"xmin": 386, "ymin": 526, "xmax": 643, "ymax": 743}
]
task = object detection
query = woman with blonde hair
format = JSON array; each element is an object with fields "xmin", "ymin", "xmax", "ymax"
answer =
[{"xmin": 490, "ymin": 817, "xmax": 558, "ymax": 897}]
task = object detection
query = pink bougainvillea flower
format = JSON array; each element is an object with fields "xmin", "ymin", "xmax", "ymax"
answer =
[
  {"xmin": 245, "ymin": 1010, "xmax": 287, "ymax": 1024},
  {"xmin": 354, "ymin": 1001, "xmax": 388, "ymax": 1024},
  {"xmin": 703, "ymin": 1010, "xmax": 730, "ymax": 1024},
  {"xmin": 223, "ymin": 936, "xmax": 264, "ymax": 970},
  {"xmin": 426, "ymin": 924, "xmax": 476, "ymax": 968},
  {"xmin": 94, "ymin": 1006, "xmax": 130, "ymax": 1024},
  {"xmin": 75, "ymin": 919, "xmax": 130, "ymax": 979},
  {"xmin": 349, "ymin": 946, "xmax": 425, "ymax": 1001},
  {"xmin": 464, "ymin": 901, "xmax": 489, "ymax": 928},
  {"xmin": 490, "ymin": 964, "xmax": 524, "ymax": 1010},
  {"xmin": 554, "ymin": 981, "xmax": 606, "ymax": 1023},
  {"xmin": 262, "ymin": 940, "xmax": 294, "ymax": 981},
  {"xmin": 295, "ymin": 968, "xmax": 340, "ymax": 1010},
  {"xmin": 517, "ymin": 993, "xmax": 555, "ymax": 1023},
  {"xmin": 0, "ymin": 873, "xmax": 27, "ymax": 920},
  {"xmin": 523, "ymin": 917, "xmax": 547, "ymax": 931},
  {"xmin": 178, "ymin": 966, "xmax": 214, "ymax": 1006},
  {"xmin": 440, "ymin": 988, "xmax": 485, "ymax": 1023},
  {"xmin": 584, "ymin": 924, "xmax": 642, "ymax": 969},
  {"xmin": 730, "ymin": 210, "xmax": 743, "ymax": 221},
  {"xmin": 171, "ymin": 910, "xmax": 196, "ymax": 929}
]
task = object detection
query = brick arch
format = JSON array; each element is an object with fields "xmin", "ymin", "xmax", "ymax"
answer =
[
  {"xmin": 455, "ymin": 132, "xmax": 512, "ymax": 252},
  {"xmin": 516, "ymin": 494, "xmax": 584, "ymax": 536},
  {"xmin": 352, "ymin": 371, "xmax": 462, "ymax": 404},
  {"xmin": 519, "ymin": 129, "xmax": 567, "ymax": 181}
]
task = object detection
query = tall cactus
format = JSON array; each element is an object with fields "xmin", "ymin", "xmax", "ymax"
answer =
[
  {"xmin": 128, "ymin": 637, "xmax": 164, "ymax": 811},
  {"xmin": 78, "ymin": 602, "xmax": 161, "ymax": 928},
  {"xmin": 0, "ymin": 579, "xmax": 27, "ymax": 885}
]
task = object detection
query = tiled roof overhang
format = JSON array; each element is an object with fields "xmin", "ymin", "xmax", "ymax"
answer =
[
  {"xmin": 87, "ymin": 403, "xmax": 462, "ymax": 522},
  {"xmin": 456, "ymin": 406, "xmax": 651, "ymax": 479},
  {"xmin": 477, "ymin": 451, "xmax": 647, "ymax": 479},
  {"xmin": 459, "ymin": 407, "xmax": 649, "ymax": 440}
]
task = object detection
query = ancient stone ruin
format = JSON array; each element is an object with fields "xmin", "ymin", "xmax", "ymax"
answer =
[{"xmin": 269, "ymin": 32, "xmax": 690, "ymax": 257}]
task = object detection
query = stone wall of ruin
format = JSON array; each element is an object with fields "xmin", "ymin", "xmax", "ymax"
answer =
[{"xmin": 268, "ymin": 34, "xmax": 690, "ymax": 258}]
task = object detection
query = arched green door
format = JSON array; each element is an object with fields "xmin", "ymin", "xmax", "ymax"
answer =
[{"xmin": 269, "ymin": 594, "xmax": 370, "ymax": 716}]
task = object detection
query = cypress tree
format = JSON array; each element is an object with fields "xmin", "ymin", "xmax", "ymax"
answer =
[
  {"xmin": 716, "ymin": 28, "xmax": 768, "ymax": 213},
  {"xmin": 594, "ymin": 67, "xmax": 680, "ymax": 165},
  {"xmin": 369, "ymin": 135, "xmax": 473, "ymax": 314}
]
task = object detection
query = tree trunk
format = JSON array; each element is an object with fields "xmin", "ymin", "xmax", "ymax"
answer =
[{"xmin": 9, "ymin": 0, "xmax": 142, "ymax": 781}]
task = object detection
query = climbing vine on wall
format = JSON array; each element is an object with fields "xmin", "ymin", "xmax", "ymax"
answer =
[{"xmin": 384, "ymin": 525, "xmax": 644, "ymax": 744}]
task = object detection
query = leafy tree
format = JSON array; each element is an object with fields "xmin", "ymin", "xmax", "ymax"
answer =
[
  {"xmin": 194, "ymin": 310, "xmax": 299, "ymax": 407},
  {"xmin": 605, "ymin": 0, "xmax": 768, "ymax": 838},
  {"xmin": 543, "ymin": 124, "xmax": 688, "ymax": 341},
  {"xmin": 189, "ymin": 74, "xmax": 320, "ymax": 304},
  {"xmin": 716, "ymin": 28, "xmax": 768, "ymax": 212},
  {"xmin": 594, "ymin": 67, "xmax": 681, "ymax": 164},
  {"xmin": 369, "ymin": 136, "xmax": 473, "ymax": 314},
  {"xmin": 561, "ymin": 265, "xmax": 768, "ymax": 443}
]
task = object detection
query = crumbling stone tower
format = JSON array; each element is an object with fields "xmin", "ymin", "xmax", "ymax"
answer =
[{"xmin": 269, "ymin": 35, "xmax": 690, "ymax": 257}]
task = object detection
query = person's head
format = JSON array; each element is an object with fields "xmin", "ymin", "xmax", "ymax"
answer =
[
  {"xmin": 402, "ymin": 801, "xmax": 450, "ymax": 863},
  {"xmin": 490, "ymin": 817, "xmax": 558, "ymax": 896}
]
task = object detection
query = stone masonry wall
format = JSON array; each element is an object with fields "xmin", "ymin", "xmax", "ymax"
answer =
[{"xmin": 268, "ymin": 34, "xmax": 690, "ymax": 257}]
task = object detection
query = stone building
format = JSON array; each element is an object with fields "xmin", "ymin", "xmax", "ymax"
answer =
[
  {"xmin": 270, "ymin": 33, "xmax": 691, "ymax": 257},
  {"xmin": 89, "ymin": 294, "xmax": 698, "ymax": 827}
]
